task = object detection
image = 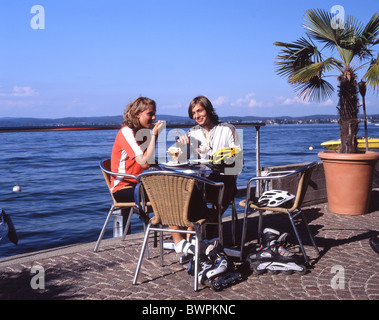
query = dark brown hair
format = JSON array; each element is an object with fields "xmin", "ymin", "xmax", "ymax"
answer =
[{"xmin": 188, "ymin": 96, "xmax": 219, "ymax": 124}]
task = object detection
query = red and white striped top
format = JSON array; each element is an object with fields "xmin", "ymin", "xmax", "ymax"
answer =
[{"xmin": 110, "ymin": 126, "xmax": 145, "ymax": 193}]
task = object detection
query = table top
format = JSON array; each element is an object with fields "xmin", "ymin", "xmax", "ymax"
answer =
[
  {"xmin": 150, "ymin": 157, "xmax": 246, "ymax": 177},
  {"xmin": 152, "ymin": 160, "xmax": 221, "ymax": 175}
]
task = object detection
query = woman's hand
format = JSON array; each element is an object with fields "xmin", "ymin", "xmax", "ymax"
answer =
[
  {"xmin": 176, "ymin": 134, "xmax": 189, "ymax": 146},
  {"xmin": 136, "ymin": 120, "xmax": 165, "ymax": 169},
  {"xmin": 152, "ymin": 120, "xmax": 165, "ymax": 136}
]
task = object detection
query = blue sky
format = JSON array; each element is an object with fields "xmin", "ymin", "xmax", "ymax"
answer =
[{"xmin": 0, "ymin": 0, "xmax": 378, "ymax": 119}]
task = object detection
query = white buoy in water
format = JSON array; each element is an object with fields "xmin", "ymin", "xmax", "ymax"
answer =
[
  {"xmin": 13, "ymin": 184, "xmax": 21, "ymax": 192},
  {"xmin": 309, "ymin": 146, "xmax": 314, "ymax": 150}
]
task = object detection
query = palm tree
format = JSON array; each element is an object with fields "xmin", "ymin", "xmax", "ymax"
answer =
[{"xmin": 274, "ymin": 9, "xmax": 379, "ymax": 153}]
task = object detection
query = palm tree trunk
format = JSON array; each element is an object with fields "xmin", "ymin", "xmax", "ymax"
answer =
[
  {"xmin": 337, "ymin": 69, "xmax": 360, "ymax": 153},
  {"xmin": 339, "ymin": 118, "xmax": 359, "ymax": 153}
]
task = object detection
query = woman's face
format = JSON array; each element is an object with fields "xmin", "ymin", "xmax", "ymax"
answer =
[
  {"xmin": 137, "ymin": 104, "xmax": 156, "ymax": 129},
  {"xmin": 191, "ymin": 104, "xmax": 212, "ymax": 128}
]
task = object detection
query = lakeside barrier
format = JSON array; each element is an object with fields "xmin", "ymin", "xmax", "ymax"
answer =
[{"xmin": 0, "ymin": 126, "xmax": 121, "ymax": 133}]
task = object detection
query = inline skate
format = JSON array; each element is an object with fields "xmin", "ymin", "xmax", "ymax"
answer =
[
  {"xmin": 196, "ymin": 241, "xmax": 242, "ymax": 291},
  {"xmin": 246, "ymin": 228, "xmax": 307, "ymax": 275}
]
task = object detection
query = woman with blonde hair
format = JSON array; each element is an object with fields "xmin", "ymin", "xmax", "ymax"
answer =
[{"xmin": 111, "ymin": 97, "xmax": 164, "ymax": 203}]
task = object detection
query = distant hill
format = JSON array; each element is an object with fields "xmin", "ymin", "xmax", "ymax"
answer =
[
  {"xmin": 0, "ymin": 115, "xmax": 194, "ymax": 128},
  {"xmin": 0, "ymin": 113, "xmax": 378, "ymax": 129},
  {"xmin": 0, "ymin": 116, "xmax": 123, "ymax": 128}
]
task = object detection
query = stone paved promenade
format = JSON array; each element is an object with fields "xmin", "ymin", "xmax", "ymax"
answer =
[{"xmin": 1, "ymin": 198, "xmax": 378, "ymax": 301}]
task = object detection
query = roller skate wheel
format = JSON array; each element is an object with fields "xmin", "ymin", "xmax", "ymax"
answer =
[
  {"xmin": 210, "ymin": 279, "xmax": 222, "ymax": 291},
  {"xmin": 296, "ymin": 265, "xmax": 307, "ymax": 275},
  {"xmin": 268, "ymin": 269, "xmax": 279, "ymax": 275},
  {"xmin": 252, "ymin": 263, "xmax": 266, "ymax": 275},
  {"xmin": 283, "ymin": 269, "xmax": 294, "ymax": 275}
]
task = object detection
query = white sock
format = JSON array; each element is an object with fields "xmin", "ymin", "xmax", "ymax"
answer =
[{"xmin": 174, "ymin": 239, "xmax": 195, "ymax": 255}]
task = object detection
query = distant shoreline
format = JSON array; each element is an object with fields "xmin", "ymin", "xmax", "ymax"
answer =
[
  {"xmin": 0, "ymin": 126, "xmax": 121, "ymax": 133},
  {"xmin": 1, "ymin": 114, "xmax": 378, "ymax": 132},
  {"xmin": 0, "ymin": 122, "xmax": 267, "ymax": 133}
]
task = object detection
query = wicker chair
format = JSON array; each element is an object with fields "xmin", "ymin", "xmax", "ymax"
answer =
[
  {"xmin": 239, "ymin": 161, "xmax": 319, "ymax": 264},
  {"xmin": 132, "ymin": 170, "xmax": 224, "ymax": 291},
  {"xmin": 94, "ymin": 159, "xmax": 151, "ymax": 252}
]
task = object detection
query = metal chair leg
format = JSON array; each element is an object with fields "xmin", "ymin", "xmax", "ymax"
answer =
[
  {"xmin": 193, "ymin": 224, "xmax": 202, "ymax": 292},
  {"xmin": 154, "ymin": 231, "xmax": 158, "ymax": 247},
  {"xmin": 122, "ymin": 207, "xmax": 135, "ymax": 241},
  {"xmin": 287, "ymin": 210, "xmax": 309, "ymax": 264},
  {"xmin": 133, "ymin": 222, "xmax": 152, "ymax": 285},
  {"xmin": 257, "ymin": 210, "xmax": 263, "ymax": 244},
  {"xmin": 231, "ymin": 199, "xmax": 238, "ymax": 245},
  {"xmin": 142, "ymin": 222, "xmax": 150, "ymax": 259},
  {"xmin": 240, "ymin": 206, "xmax": 250, "ymax": 261},
  {"xmin": 159, "ymin": 229, "xmax": 164, "ymax": 267},
  {"xmin": 94, "ymin": 206, "xmax": 114, "ymax": 252},
  {"xmin": 300, "ymin": 211, "xmax": 320, "ymax": 256}
]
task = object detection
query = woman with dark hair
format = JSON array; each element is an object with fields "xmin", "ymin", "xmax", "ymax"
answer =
[
  {"xmin": 177, "ymin": 95, "xmax": 242, "ymax": 211},
  {"xmin": 169, "ymin": 96, "xmax": 242, "ymax": 251},
  {"xmin": 178, "ymin": 96, "xmax": 240, "ymax": 161}
]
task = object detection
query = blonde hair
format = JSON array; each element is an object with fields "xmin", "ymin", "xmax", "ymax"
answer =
[{"xmin": 122, "ymin": 97, "xmax": 156, "ymax": 130}]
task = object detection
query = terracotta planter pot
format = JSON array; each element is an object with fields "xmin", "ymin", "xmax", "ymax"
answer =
[{"xmin": 318, "ymin": 151, "xmax": 379, "ymax": 215}]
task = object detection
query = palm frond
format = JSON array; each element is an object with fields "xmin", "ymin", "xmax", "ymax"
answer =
[
  {"xmin": 341, "ymin": 12, "xmax": 379, "ymax": 62},
  {"xmin": 339, "ymin": 47, "xmax": 355, "ymax": 65},
  {"xmin": 274, "ymin": 37, "xmax": 320, "ymax": 79},
  {"xmin": 290, "ymin": 57, "xmax": 342, "ymax": 83},
  {"xmin": 303, "ymin": 9, "xmax": 352, "ymax": 49},
  {"xmin": 293, "ymin": 76, "xmax": 335, "ymax": 102},
  {"xmin": 360, "ymin": 12, "xmax": 379, "ymax": 44},
  {"xmin": 364, "ymin": 53, "xmax": 379, "ymax": 93}
]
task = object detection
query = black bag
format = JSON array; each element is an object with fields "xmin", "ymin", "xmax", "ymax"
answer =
[{"xmin": 0, "ymin": 209, "xmax": 18, "ymax": 245}]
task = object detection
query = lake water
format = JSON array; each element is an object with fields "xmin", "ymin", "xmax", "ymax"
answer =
[{"xmin": 1, "ymin": 123, "xmax": 378, "ymax": 258}]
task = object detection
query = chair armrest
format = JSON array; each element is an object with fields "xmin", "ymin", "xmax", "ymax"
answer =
[
  {"xmin": 264, "ymin": 170, "xmax": 295, "ymax": 177},
  {"xmin": 247, "ymin": 161, "xmax": 318, "ymax": 186},
  {"xmin": 99, "ymin": 160, "xmax": 138, "ymax": 180},
  {"xmin": 246, "ymin": 170, "xmax": 296, "ymax": 190},
  {"xmin": 245, "ymin": 161, "xmax": 318, "ymax": 196}
]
